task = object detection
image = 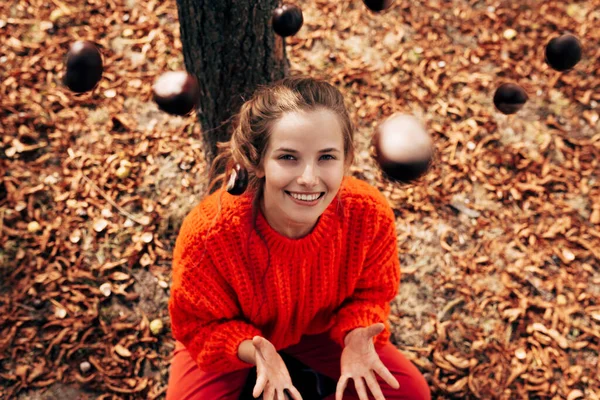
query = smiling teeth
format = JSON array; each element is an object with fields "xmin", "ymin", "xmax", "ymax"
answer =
[{"xmin": 290, "ymin": 192, "xmax": 320, "ymax": 201}]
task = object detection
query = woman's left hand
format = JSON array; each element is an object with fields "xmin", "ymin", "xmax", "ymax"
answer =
[{"xmin": 336, "ymin": 323, "xmax": 400, "ymax": 400}]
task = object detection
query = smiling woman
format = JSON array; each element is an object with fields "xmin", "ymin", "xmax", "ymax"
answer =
[{"xmin": 167, "ymin": 76, "xmax": 431, "ymax": 400}]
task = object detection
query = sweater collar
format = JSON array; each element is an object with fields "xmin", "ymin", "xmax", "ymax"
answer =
[{"xmin": 254, "ymin": 194, "xmax": 341, "ymax": 253}]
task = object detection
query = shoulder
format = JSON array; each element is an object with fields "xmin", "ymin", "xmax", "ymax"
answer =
[
  {"xmin": 338, "ymin": 176, "xmax": 394, "ymax": 222},
  {"xmin": 177, "ymin": 188, "xmax": 254, "ymax": 247}
]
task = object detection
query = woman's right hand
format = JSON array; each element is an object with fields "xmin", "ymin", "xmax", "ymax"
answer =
[{"xmin": 251, "ymin": 336, "xmax": 303, "ymax": 400}]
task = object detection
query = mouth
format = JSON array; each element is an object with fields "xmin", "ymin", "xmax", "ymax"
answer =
[{"xmin": 284, "ymin": 191, "xmax": 326, "ymax": 205}]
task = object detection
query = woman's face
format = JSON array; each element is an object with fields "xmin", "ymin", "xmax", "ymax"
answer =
[{"xmin": 257, "ymin": 108, "xmax": 347, "ymax": 238}]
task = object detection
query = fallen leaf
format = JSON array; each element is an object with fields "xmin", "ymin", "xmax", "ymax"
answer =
[{"xmin": 114, "ymin": 344, "xmax": 132, "ymax": 358}]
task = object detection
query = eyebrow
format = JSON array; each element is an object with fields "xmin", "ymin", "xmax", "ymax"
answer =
[{"xmin": 275, "ymin": 147, "xmax": 341, "ymax": 153}]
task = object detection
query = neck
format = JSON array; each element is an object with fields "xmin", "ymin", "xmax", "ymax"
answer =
[{"xmin": 259, "ymin": 195, "xmax": 318, "ymax": 239}]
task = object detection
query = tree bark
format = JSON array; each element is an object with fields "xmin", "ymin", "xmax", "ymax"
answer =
[{"xmin": 175, "ymin": 0, "xmax": 289, "ymax": 182}]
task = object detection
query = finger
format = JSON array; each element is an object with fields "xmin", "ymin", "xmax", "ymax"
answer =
[
  {"xmin": 335, "ymin": 376, "xmax": 349, "ymax": 400},
  {"xmin": 253, "ymin": 374, "xmax": 267, "ymax": 398},
  {"xmin": 374, "ymin": 362, "xmax": 400, "ymax": 389},
  {"xmin": 263, "ymin": 384, "xmax": 274, "ymax": 400},
  {"xmin": 286, "ymin": 386, "xmax": 303, "ymax": 400},
  {"xmin": 365, "ymin": 370, "xmax": 386, "ymax": 400},
  {"xmin": 369, "ymin": 323, "xmax": 385, "ymax": 337},
  {"xmin": 354, "ymin": 377, "xmax": 370, "ymax": 400}
]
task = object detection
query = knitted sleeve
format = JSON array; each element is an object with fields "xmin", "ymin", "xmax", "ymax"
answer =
[
  {"xmin": 168, "ymin": 206, "xmax": 262, "ymax": 373},
  {"xmin": 329, "ymin": 203, "xmax": 401, "ymax": 349}
]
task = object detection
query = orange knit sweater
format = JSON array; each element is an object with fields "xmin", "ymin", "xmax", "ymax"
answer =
[{"xmin": 169, "ymin": 176, "xmax": 401, "ymax": 373}]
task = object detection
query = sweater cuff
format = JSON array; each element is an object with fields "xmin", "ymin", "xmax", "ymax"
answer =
[
  {"xmin": 329, "ymin": 302, "xmax": 391, "ymax": 349},
  {"xmin": 190, "ymin": 320, "xmax": 263, "ymax": 373}
]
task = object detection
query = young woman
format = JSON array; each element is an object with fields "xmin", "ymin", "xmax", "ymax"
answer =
[{"xmin": 167, "ymin": 76, "xmax": 431, "ymax": 400}]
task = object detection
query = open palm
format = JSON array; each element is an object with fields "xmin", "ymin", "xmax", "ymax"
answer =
[{"xmin": 336, "ymin": 323, "xmax": 400, "ymax": 400}]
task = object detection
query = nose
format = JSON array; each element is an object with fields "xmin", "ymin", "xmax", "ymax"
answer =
[{"xmin": 297, "ymin": 163, "xmax": 319, "ymax": 187}]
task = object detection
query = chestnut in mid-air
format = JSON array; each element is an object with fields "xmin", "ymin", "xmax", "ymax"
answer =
[
  {"xmin": 545, "ymin": 34, "xmax": 582, "ymax": 72},
  {"xmin": 372, "ymin": 114, "xmax": 433, "ymax": 183},
  {"xmin": 63, "ymin": 40, "xmax": 103, "ymax": 93},
  {"xmin": 493, "ymin": 83, "xmax": 528, "ymax": 115},
  {"xmin": 272, "ymin": 4, "xmax": 303, "ymax": 37},
  {"xmin": 152, "ymin": 71, "xmax": 200, "ymax": 116},
  {"xmin": 226, "ymin": 163, "xmax": 249, "ymax": 196},
  {"xmin": 362, "ymin": 0, "xmax": 394, "ymax": 12}
]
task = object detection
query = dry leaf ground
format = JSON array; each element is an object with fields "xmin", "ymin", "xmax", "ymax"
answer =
[{"xmin": 1, "ymin": 0, "xmax": 599, "ymax": 399}]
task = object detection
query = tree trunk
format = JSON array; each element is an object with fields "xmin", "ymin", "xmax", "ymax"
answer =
[{"xmin": 175, "ymin": 0, "xmax": 289, "ymax": 184}]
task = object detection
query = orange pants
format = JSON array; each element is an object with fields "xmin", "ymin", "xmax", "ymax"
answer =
[{"xmin": 166, "ymin": 331, "xmax": 431, "ymax": 400}]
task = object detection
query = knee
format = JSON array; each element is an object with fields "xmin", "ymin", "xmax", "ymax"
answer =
[{"xmin": 398, "ymin": 371, "xmax": 431, "ymax": 400}]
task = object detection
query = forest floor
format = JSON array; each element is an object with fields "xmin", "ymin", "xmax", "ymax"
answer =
[{"xmin": 1, "ymin": 0, "xmax": 599, "ymax": 399}]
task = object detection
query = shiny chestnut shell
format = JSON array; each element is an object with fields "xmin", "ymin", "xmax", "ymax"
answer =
[
  {"xmin": 63, "ymin": 41, "xmax": 103, "ymax": 93},
  {"xmin": 372, "ymin": 114, "xmax": 433, "ymax": 183},
  {"xmin": 226, "ymin": 164, "xmax": 249, "ymax": 196},
  {"xmin": 272, "ymin": 4, "xmax": 303, "ymax": 37},
  {"xmin": 152, "ymin": 71, "xmax": 200, "ymax": 116},
  {"xmin": 545, "ymin": 34, "xmax": 582, "ymax": 72},
  {"xmin": 493, "ymin": 83, "xmax": 528, "ymax": 115},
  {"xmin": 362, "ymin": 0, "xmax": 394, "ymax": 12}
]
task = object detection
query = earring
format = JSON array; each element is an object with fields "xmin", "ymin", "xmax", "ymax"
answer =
[{"xmin": 226, "ymin": 163, "xmax": 248, "ymax": 195}]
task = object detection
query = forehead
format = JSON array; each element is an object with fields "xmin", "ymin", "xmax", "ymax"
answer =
[{"xmin": 268, "ymin": 108, "xmax": 344, "ymax": 151}]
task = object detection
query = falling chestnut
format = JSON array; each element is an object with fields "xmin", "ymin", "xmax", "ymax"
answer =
[
  {"xmin": 493, "ymin": 83, "xmax": 528, "ymax": 115},
  {"xmin": 362, "ymin": 0, "xmax": 394, "ymax": 12},
  {"xmin": 545, "ymin": 34, "xmax": 582, "ymax": 72},
  {"xmin": 272, "ymin": 4, "xmax": 303, "ymax": 37},
  {"xmin": 152, "ymin": 71, "xmax": 200, "ymax": 116},
  {"xmin": 63, "ymin": 40, "xmax": 103, "ymax": 93},
  {"xmin": 372, "ymin": 114, "xmax": 433, "ymax": 183},
  {"xmin": 226, "ymin": 163, "xmax": 248, "ymax": 196},
  {"xmin": 32, "ymin": 298, "xmax": 44, "ymax": 310}
]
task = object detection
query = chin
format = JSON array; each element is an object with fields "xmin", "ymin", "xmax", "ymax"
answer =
[{"xmin": 287, "ymin": 201, "xmax": 324, "ymax": 216}]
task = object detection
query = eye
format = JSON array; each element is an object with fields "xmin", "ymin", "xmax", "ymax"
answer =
[{"xmin": 278, "ymin": 154, "xmax": 336, "ymax": 161}]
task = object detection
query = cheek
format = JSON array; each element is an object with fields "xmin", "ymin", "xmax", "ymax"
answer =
[
  {"xmin": 325, "ymin": 166, "xmax": 345, "ymax": 187},
  {"xmin": 265, "ymin": 166, "xmax": 291, "ymax": 189}
]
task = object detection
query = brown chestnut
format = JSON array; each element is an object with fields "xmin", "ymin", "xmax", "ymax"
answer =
[
  {"xmin": 272, "ymin": 4, "xmax": 303, "ymax": 37},
  {"xmin": 362, "ymin": 0, "xmax": 394, "ymax": 12},
  {"xmin": 226, "ymin": 163, "xmax": 248, "ymax": 196},
  {"xmin": 545, "ymin": 34, "xmax": 582, "ymax": 72},
  {"xmin": 372, "ymin": 114, "xmax": 433, "ymax": 183},
  {"xmin": 493, "ymin": 83, "xmax": 528, "ymax": 115},
  {"xmin": 63, "ymin": 41, "xmax": 103, "ymax": 93},
  {"xmin": 32, "ymin": 298, "xmax": 44, "ymax": 310},
  {"xmin": 152, "ymin": 71, "xmax": 200, "ymax": 116}
]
